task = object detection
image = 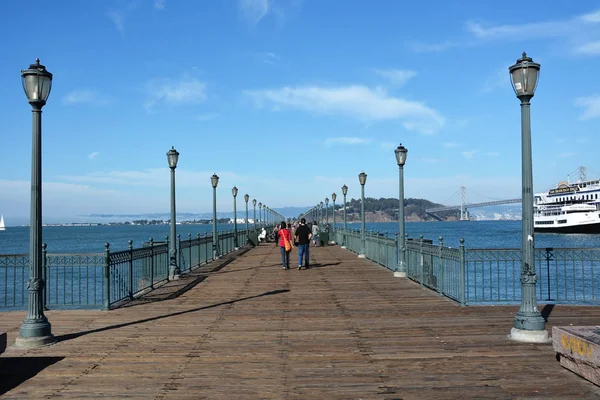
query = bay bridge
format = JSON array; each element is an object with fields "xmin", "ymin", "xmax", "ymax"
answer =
[{"xmin": 425, "ymin": 186, "xmax": 521, "ymax": 220}]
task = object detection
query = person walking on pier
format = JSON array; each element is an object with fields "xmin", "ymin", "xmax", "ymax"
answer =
[
  {"xmin": 277, "ymin": 221, "xmax": 293, "ymax": 269},
  {"xmin": 294, "ymin": 218, "xmax": 311, "ymax": 269},
  {"xmin": 311, "ymin": 221, "xmax": 319, "ymax": 247}
]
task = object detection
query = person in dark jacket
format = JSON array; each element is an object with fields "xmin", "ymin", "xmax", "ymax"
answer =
[{"xmin": 294, "ymin": 218, "xmax": 312, "ymax": 269}]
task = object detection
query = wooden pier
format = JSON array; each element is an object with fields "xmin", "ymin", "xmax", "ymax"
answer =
[{"xmin": 2, "ymin": 244, "xmax": 600, "ymax": 399}]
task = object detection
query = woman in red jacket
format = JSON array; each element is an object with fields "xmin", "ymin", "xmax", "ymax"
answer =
[{"xmin": 278, "ymin": 221, "xmax": 293, "ymax": 269}]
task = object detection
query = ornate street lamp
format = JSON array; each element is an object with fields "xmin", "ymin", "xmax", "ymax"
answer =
[
  {"xmin": 167, "ymin": 147, "xmax": 180, "ymax": 280},
  {"xmin": 325, "ymin": 197, "xmax": 329, "ymax": 225},
  {"xmin": 232, "ymin": 186, "xmax": 239, "ymax": 249},
  {"xmin": 341, "ymin": 184, "xmax": 348, "ymax": 248},
  {"xmin": 244, "ymin": 194, "xmax": 249, "ymax": 232},
  {"xmin": 258, "ymin": 202, "xmax": 262, "ymax": 228},
  {"xmin": 211, "ymin": 173, "xmax": 220, "ymax": 259},
  {"xmin": 252, "ymin": 199, "xmax": 257, "ymax": 229},
  {"xmin": 358, "ymin": 172, "xmax": 367, "ymax": 258},
  {"xmin": 395, "ymin": 143, "xmax": 408, "ymax": 277},
  {"xmin": 331, "ymin": 193, "xmax": 337, "ymax": 243},
  {"xmin": 15, "ymin": 59, "xmax": 55, "ymax": 348},
  {"xmin": 508, "ymin": 52, "xmax": 547, "ymax": 343}
]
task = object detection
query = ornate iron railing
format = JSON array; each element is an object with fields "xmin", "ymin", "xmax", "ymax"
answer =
[
  {"xmin": 336, "ymin": 228, "xmax": 600, "ymax": 306},
  {"xmin": 0, "ymin": 228, "xmax": 255, "ymax": 310}
]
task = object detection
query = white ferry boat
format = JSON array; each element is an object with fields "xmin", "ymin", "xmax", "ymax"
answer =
[{"xmin": 534, "ymin": 172, "xmax": 600, "ymax": 233}]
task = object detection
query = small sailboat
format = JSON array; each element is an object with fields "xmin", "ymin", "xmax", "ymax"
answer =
[{"xmin": 0, "ymin": 214, "xmax": 5, "ymax": 231}]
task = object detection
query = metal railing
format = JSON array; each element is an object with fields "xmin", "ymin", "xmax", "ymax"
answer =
[
  {"xmin": 336, "ymin": 228, "xmax": 600, "ymax": 306},
  {"xmin": 0, "ymin": 228, "xmax": 256, "ymax": 310}
]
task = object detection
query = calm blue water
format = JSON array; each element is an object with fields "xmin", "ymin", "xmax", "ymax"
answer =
[{"xmin": 2, "ymin": 221, "xmax": 600, "ymax": 254}]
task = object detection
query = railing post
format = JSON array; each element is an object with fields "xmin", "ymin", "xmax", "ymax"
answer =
[
  {"xmin": 196, "ymin": 232, "xmax": 202, "ymax": 266},
  {"xmin": 205, "ymin": 233, "xmax": 209, "ymax": 264},
  {"xmin": 149, "ymin": 238, "xmax": 155, "ymax": 290},
  {"xmin": 42, "ymin": 243, "xmax": 48, "ymax": 310},
  {"xmin": 165, "ymin": 235, "xmax": 169, "ymax": 278},
  {"xmin": 188, "ymin": 233, "xmax": 192, "ymax": 270},
  {"xmin": 459, "ymin": 238, "xmax": 466, "ymax": 307},
  {"xmin": 128, "ymin": 240, "xmax": 133, "ymax": 300},
  {"xmin": 394, "ymin": 232, "xmax": 399, "ymax": 271},
  {"xmin": 438, "ymin": 236, "xmax": 444, "ymax": 296},
  {"xmin": 177, "ymin": 234, "xmax": 182, "ymax": 271},
  {"xmin": 103, "ymin": 242, "xmax": 110, "ymax": 310},
  {"xmin": 419, "ymin": 235, "xmax": 424, "ymax": 288}
]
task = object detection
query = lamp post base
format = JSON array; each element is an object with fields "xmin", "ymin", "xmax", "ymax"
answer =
[
  {"xmin": 169, "ymin": 266, "xmax": 180, "ymax": 281},
  {"xmin": 393, "ymin": 271, "xmax": 406, "ymax": 278},
  {"xmin": 509, "ymin": 327, "xmax": 550, "ymax": 343},
  {"xmin": 341, "ymin": 246, "xmax": 347, "ymax": 249},
  {"xmin": 14, "ymin": 334, "xmax": 56, "ymax": 349},
  {"xmin": 358, "ymin": 254, "xmax": 366, "ymax": 259}
]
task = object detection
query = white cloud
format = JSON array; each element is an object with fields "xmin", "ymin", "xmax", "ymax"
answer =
[
  {"xmin": 461, "ymin": 150, "xmax": 477, "ymax": 159},
  {"xmin": 63, "ymin": 90, "xmax": 110, "ymax": 106},
  {"xmin": 154, "ymin": 0, "xmax": 165, "ymax": 10},
  {"xmin": 239, "ymin": 0, "xmax": 270, "ymax": 25},
  {"xmin": 412, "ymin": 9, "xmax": 600, "ymax": 54},
  {"xmin": 248, "ymin": 51, "xmax": 280, "ymax": 65},
  {"xmin": 575, "ymin": 95, "xmax": 600, "ymax": 120},
  {"xmin": 244, "ymin": 85, "xmax": 444, "ymax": 135},
  {"xmin": 374, "ymin": 69, "xmax": 417, "ymax": 86},
  {"xmin": 558, "ymin": 152, "xmax": 577, "ymax": 158},
  {"xmin": 87, "ymin": 152, "xmax": 100, "ymax": 160},
  {"xmin": 443, "ymin": 142, "xmax": 460, "ymax": 148},
  {"xmin": 324, "ymin": 137, "xmax": 370, "ymax": 147},
  {"xmin": 106, "ymin": 11, "xmax": 126, "ymax": 35},
  {"xmin": 482, "ymin": 68, "xmax": 509, "ymax": 93},
  {"xmin": 575, "ymin": 41, "xmax": 600, "ymax": 55},
  {"xmin": 144, "ymin": 77, "xmax": 207, "ymax": 109},
  {"xmin": 408, "ymin": 40, "xmax": 459, "ymax": 53}
]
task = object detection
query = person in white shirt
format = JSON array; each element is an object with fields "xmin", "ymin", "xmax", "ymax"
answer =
[{"xmin": 258, "ymin": 228, "xmax": 267, "ymax": 243}]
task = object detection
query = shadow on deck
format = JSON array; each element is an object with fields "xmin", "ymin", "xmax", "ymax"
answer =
[{"xmin": 1, "ymin": 243, "xmax": 600, "ymax": 399}]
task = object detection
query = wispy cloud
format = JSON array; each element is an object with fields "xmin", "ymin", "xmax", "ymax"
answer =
[
  {"xmin": 419, "ymin": 157, "xmax": 445, "ymax": 163},
  {"xmin": 461, "ymin": 150, "xmax": 477, "ymax": 159},
  {"xmin": 154, "ymin": 0, "xmax": 165, "ymax": 10},
  {"xmin": 482, "ymin": 68, "xmax": 509, "ymax": 93},
  {"xmin": 408, "ymin": 40, "xmax": 459, "ymax": 53},
  {"xmin": 197, "ymin": 113, "xmax": 219, "ymax": 121},
  {"xmin": 374, "ymin": 69, "xmax": 417, "ymax": 86},
  {"xmin": 575, "ymin": 95, "xmax": 600, "ymax": 120},
  {"xmin": 239, "ymin": 0, "xmax": 270, "ymax": 26},
  {"xmin": 247, "ymin": 51, "xmax": 280, "ymax": 65},
  {"xmin": 87, "ymin": 152, "xmax": 100, "ymax": 160},
  {"xmin": 411, "ymin": 8, "xmax": 600, "ymax": 55},
  {"xmin": 443, "ymin": 142, "xmax": 460, "ymax": 149},
  {"xmin": 244, "ymin": 85, "xmax": 444, "ymax": 135},
  {"xmin": 106, "ymin": 1, "xmax": 141, "ymax": 36},
  {"xmin": 558, "ymin": 152, "xmax": 578, "ymax": 158},
  {"xmin": 144, "ymin": 77, "xmax": 207, "ymax": 109},
  {"xmin": 63, "ymin": 90, "xmax": 110, "ymax": 106},
  {"xmin": 485, "ymin": 152, "xmax": 500, "ymax": 156},
  {"xmin": 324, "ymin": 137, "xmax": 370, "ymax": 147}
]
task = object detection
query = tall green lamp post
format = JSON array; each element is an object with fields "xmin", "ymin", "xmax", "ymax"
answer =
[
  {"xmin": 325, "ymin": 198, "xmax": 329, "ymax": 225},
  {"xmin": 211, "ymin": 173, "xmax": 220, "ymax": 259},
  {"xmin": 509, "ymin": 52, "xmax": 548, "ymax": 343},
  {"xmin": 167, "ymin": 147, "xmax": 180, "ymax": 280},
  {"xmin": 319, "ymin": 202, "xmax": 324, "ymax": 227},
  {"xmin": 358, "ymin": 172, "xmax": 367, "ymax": 259},
  {"xmin": 232, "ymin": 186, "xmax": 238, "ymax": 249},
  {"xmin": 258, "ymin": 202, "xmax": 262, "ymax": 228},
  {"xmin": 394, "ymin": 143, "xmax": 408, "ymax": 277},
  {"xmin": 341, "ymin": 185, "xmax": 348, "ymax": 248},
  {"xmin": 244, "ymin": 194, "xmax": 249, "ymax": 232},
  {"xmin": 15, "ymin": 59, "xmax": 55, "ymax": 348},
  {"xmin": 331, "ymin": 193, "xmax": 337, "ymax": 243},
  {"xmin": 252, "ymin": 199, "xmax": 257, "ymax": 229}
]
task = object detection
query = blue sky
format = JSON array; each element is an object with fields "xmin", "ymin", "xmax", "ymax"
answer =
[{"xmin": 1, "ymin": 0, "xmax": 600, "ymax": 223}]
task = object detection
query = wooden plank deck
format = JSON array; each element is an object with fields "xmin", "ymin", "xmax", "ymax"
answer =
[{"xmin": 2, "ymin": 243, "xmax": 600, "ymax": 399}]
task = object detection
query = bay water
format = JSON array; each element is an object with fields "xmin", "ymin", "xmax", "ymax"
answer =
[{"xmin": 2, "ymin": 221, "xmax": 600, "ymax": 255}]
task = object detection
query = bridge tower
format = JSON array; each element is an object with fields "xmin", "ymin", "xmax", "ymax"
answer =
[
  {"xmin": 579, "ymin": 166, "xmax": 587, "ymax": 182},
  {"xmin": 460, "ymin": 186, "xmax": 469, "ymax": 221}
]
